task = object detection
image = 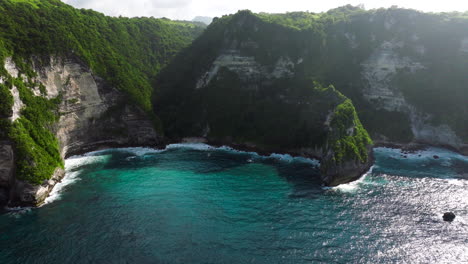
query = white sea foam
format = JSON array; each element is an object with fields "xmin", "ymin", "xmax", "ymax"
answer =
[
  {"xmin": 269, "ymin": 153, "xmax": 294, "ymax": 162},
  {"xmin": 165, "ymin": 143, "xmax": 216, "ymax": 151},
  {"xmin": 161, "ymin": 143, "xmax": 321, "ymax": 166},
  {"xmin": 326, "ymin": 166, "xmax": 375, "ymax": 193},
  {"xmin": 218, "ymin": 145, "xmax": 259, "ymax": 156},
  {"xmin": 4, "ymin": 206, "xmax": 33, "ymax": 218},
  {"xmin": 42, "ymin": 143, "xmax": 319, "ymax": 205},
  {"xmin": 374, "ymin": 147, "xmax": 468, "ymax": 162},
  {"xmin": 65, "ymin": 154, "xmax": 112, "ymax": 171},
  {"xmin": 43, "ymin": 153, "xmax": 112, "ymax": 206},
  {"xmin": 116, "ymin": 147, "xmax": 165, "ymax": 156},
  {"xmin": 76, "ymin": 147, "xmax": 164, "ymax": 158},
  {"xmin": 446, "ymin": 178, "xmax": 466, "ymax": 187},
  {"xmin": 266, "ymin": 153, "xmax": 320, "ymax": 166},
  {"xmin": 43, "ymin": 171, "xmax": 81, "ymax": 205}
]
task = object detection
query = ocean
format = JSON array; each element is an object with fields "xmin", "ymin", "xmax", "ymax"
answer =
[{"xmin": 0, "ymin": 144, "xmax": 467, "ymax": 263}]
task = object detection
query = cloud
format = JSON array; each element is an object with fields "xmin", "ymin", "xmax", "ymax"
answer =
[
  {"xmin": 63, "ymin": 0, "xmax": 193, "ymax": 18},
  {"xmin": 62, "ymin": 0, "xmax": 468, "ymax": 20}
]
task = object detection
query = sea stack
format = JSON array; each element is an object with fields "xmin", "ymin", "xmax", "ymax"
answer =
[{"xmin": 443, "ymin": 212, "xmax": 456, "ymax": 222}]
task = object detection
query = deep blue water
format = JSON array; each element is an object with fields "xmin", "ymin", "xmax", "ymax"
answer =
[{"xmin": 1, "ymin": 144, "xmax": 468, "ymax": 263}]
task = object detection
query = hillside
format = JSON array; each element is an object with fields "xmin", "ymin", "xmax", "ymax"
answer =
[
  {"xmin": 156, "ymin": 7, "xmax": 468, "ymax": 152},
  {"xmin": 258, "ymin": 7, "xmax": 468, "ymax": 147},
  {"xmin": 155, "ymin": 10, "xmax": 374, "ymax": 186},
  {"xmin": 0, "ymin": 0, "xmax": 204, "ymax": 205},
  {"xmin": 0, "ymin": 3, "xmax": 467, "ymax": 206}
]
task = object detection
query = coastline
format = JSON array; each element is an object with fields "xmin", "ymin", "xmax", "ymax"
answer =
[
  {"xmin": 6, "ymin": 138, "xmax": 468, "ymax": 209},
  {"xmin": 373, "ymin": 141, "xmax": 468, "ymax": 156}
]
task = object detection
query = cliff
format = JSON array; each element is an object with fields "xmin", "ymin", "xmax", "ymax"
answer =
[
  {"xmin": 167, "ymin": 8, "xmax": 467, "ymax": 154},
  {"xmin": 0, "ymin": 0, "xmax": 204, "ymax": 206},
  {"xmin": 155, "ymin": 11, "xmax": 374, "ymax": 186},
  {"xmin": 1, "ymin": 4, "xmax": 467, "ymax": 206},
  {"xmin": 0, "ymin": 56, "xmax": 162, "ymax": 206}
]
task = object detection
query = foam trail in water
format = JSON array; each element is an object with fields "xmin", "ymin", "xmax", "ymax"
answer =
[
  {"xmin": 116, "ymin": 147, "xmax": 165, "ymax": 156},
  {"xmin": 325, "ymin": 166, "xmax": 375, "ymax": 193},
  {"xmin": 43, "ymin": 171, "xmax": 81, "ymax": 205},
  {"xmin": 373, "ymin": 147, "xmax": 468, "ymax": 162},
  {"xmin": 44, "ymin": 143, "xmax": 321, "ymax": 206},
  {"xmin": 166, "ymin": 143, "xmax": 215, "ymax": 151},
  {"xmin": 65, "ymin": 154, "xmax": 111, "ymax": 171},
  {"xmin": 4, "ymin": 206, "xmax": 33, "ymax": 218},
  {"xmin": 69, "ymin": 143, "xmax": 321, "ymax": 166},
  {"xmin": 267, "ymin": 153, "xmax": 320, "ymax": 166},
  {"xmin": 43, "ymin": 153, "xmax": 112, "ymax": 206},
  {"xmin": 163, "ymin": 143, "xmax": 321, "ymax": 166},
  {"xmin": 77, "ymin": 147, "xmax": 164, "ymax": 158}
]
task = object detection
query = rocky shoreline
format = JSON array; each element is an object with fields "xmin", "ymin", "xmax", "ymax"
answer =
[
  {"xmin": 374, "ymin": 141, "xmax": 468, "ymax": 156},
  {"xmin": 3, "ymin": 138, "xmax": 468, "ymax": 209}
]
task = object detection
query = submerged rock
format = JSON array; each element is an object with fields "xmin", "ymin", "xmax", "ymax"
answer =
[
  {"xmin": 443, "ymin": 212, "xmax": 456, "ymax": 222},
  {"xmin": 433, "ymin": 155, "xmax": 440, "ymax": 159}
]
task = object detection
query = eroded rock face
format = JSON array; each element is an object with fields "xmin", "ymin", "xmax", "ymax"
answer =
[
  {"xmin": 10, "ymin": 169, "xmax": 64, "ymax": 207},
  {"xmin": 361, "ymin": 40, "xmax": 466, "ymax": 151},
  {"xmin": 33, "ymin": 56, "xmax": 162, "ymax": 158},
  {"xmin": 196, "ymin": 49, "xmax": 294, "ymax": 89},
  {"xmin": 361, "ymin": 40, "xmax": 425, "ymax": 113},
  {"xmin": 3, "ymin": 56, "xmax": 162, "ymax": 206},
  {"xmin": 0, "ymin": 142, "xmax": 14, "ymax": 205},
  {"xmin": 0, "ymin": 143, "xmax": 14, "ymax": 187},
  {"xmin": 321, "ymin": 147, "xmax": 374, "ymax": 186}
]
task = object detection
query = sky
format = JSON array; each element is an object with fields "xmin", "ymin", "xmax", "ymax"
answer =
[{"xmin": 61, "ymin": 0, "xmax": 468, "ymax": 20}]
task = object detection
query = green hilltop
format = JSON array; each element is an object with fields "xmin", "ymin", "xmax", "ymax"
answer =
[
  {"xmin": 0, "ymin": 0, "xmax": 204, "ymax": 184},
  {"xmin": 0, "ymin": 2, "xmax": 467, "ymax": 185}
]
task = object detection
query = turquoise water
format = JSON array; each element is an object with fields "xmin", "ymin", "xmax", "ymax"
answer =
[{"xmin": 1, "ymin": 144, "xmax": 468, "ymax": 263}]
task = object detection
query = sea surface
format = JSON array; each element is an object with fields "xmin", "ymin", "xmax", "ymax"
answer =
[{"xmin": 1, "ymin": 144, "xmax": 468, "ymax": 263}]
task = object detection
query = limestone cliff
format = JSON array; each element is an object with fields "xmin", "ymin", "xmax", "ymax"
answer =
[
  {"xmin": 360, "ymin": 37, "xmax": 467, "ymax": 153},
  {"xmin": 0, "ymin": 56, "xmax": 162, "ymax": 206},
  {"xmin": 319, "ymin": 8, "xmax": 468, "ymax": 154},
  {"xmin": 156, "ymin": 11, "xmax": 374, "ymax": 186},
  {"xmin": 2, "ymin": 6, "xmax": 467, "ymax": 207}
]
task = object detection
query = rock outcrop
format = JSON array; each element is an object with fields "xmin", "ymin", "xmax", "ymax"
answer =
[
  {"xmin": 32, "ymin": 56, "xmax": 162, "ymax": 157},
  {"xmin": 443, "ymin": 212, "xmax": 456, "ymax": 222},
  {"xmin": 2, "ymin": 7, "xmax": 467, "ymax": 207},
  {"xmin": 360, "ymin": 39, "xmax": 466, "ymax": 151}
]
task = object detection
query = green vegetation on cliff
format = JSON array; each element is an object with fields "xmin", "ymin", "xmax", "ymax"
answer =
[
  {"xmin": 155, "ymin": 10, "xmax": 373, "ymax": 169},
  {"xmin": 271, "ymin": 7, "xmax": 465, "ymax": 142},
  {"xmin": 327, "ymin": 99, "xmax": 373, "ymax": 163},
  {"xmin": 9, "ymin": 77, "xmax": 63, "ymax": 184},
  {"xmin": 0, "ymin": 0, "xmax": 204, "ymax": 112},
  {"xmin": 159, "ymin": 69, "xmax": 349, "ymax": 151},
  {"xmin": 197, "ymin": 7, "xmax": 468, "ymax": 143},
  {"xmin": 0, "ymin": 83, "xmax": 13, "ymax": 119},
  {"xmin": 0, "ymin": 0, "xmax": 204, "ymax": 185},
  {"xmin": 1, "ymin": 3, "xmax": 467, "ymax": 187}
]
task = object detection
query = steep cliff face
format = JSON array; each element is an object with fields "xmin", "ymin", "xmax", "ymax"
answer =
[
  {"xmin": 1, "ymin": 6, "xmax": 467, "ymax": 206},
  {"xmin": 1, "ymin": 56, "xmax": 162, "ymax": 206},
  {"xmin": 214, "ymin": 8, "xmax": 467, "ymax": 154},
  {"xmin": 320, "ymin": 100, "xmax": 374, "ymax": 185},
  {"xmin": 0, "ymin": 142, "xmax": 14, "ymax": 204},
  {"xmin": 0, "ymin": 0, "xmax": 205, "ymax": 207},
  {"xmin": 33, "ymin": 56, "xmax": 162, "ymax": 157},
  {"xmin": 156, "ymin": 11, "xmax": 374, "ymax": 186},
  {"xmin": 319, "ymin": 8, "xmax": 468, "ymax": 153},
  {"xmin": 359, "ymin": 36, "xmax": 466, "ymax": 152}
]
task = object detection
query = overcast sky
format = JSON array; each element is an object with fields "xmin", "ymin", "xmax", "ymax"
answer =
[{"xmin": 61, "ymin": 0, "xmax": 468, "ymax": 20}]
